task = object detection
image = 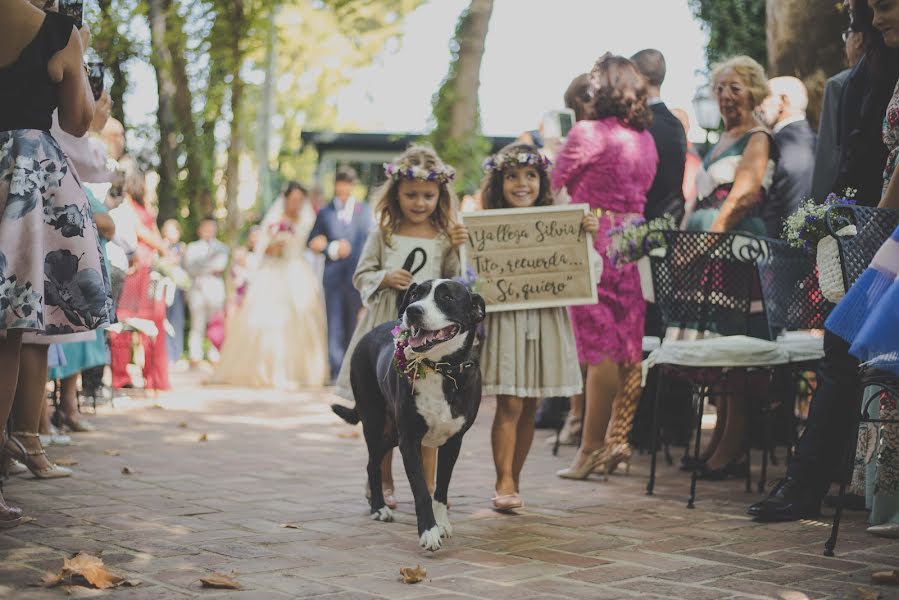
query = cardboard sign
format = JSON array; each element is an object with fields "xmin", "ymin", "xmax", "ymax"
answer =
[{"xmin": 459, "ymin": 205, "xmax": 597, "ymax": 312}]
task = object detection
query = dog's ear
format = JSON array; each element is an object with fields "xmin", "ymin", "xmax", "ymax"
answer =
[
  {"xmin": 470, "ymin": 293, "xmax": 486, "ymax": 324},
  {"xmin": 397, "ymin": 283, "xmax": 419, "ymax": 320}
]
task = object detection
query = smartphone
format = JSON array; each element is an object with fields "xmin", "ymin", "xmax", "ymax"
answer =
[
  {"xmin": 57, "ymin": 0, "xmax": 84, "ymax": 28},
  {"xmin": 542, "ymin": 109, "xmax": 576, "ymax": 140},
  {"xmin": 87, "ymin": 62, "xmax": 104, "ymax": 101}
]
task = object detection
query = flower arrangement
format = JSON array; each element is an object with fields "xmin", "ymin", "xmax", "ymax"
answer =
[
  {"xmin": 383, "ymin": 161, "xmax": 455, "ymax": 184},
  {"xmin": 482, "ymin": 151, "xmax": 551, "ymax": 173},
  {"xmin": 391, "ymin": 325, "xmax": 430, "ymax": 383},
  {"xmin": 266, "ymin": 220, "xmax": 296, "ymax": 257},
  {"xmin": 783, "ymin": 189, "xmax": 857, "ymax": 250},
  {"xmin": 607, "ymin": 215, "xmax": 677, "ymax": 267}
]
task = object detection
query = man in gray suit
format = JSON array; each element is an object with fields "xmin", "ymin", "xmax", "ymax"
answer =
[{"xmin": 810, "ymin": 15, "xmax": 867, "ymax": 200}]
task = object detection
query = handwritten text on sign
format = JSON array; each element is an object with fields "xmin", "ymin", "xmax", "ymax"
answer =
[{"xmin": 459, "ymin": 205, "xmax": 597, "ymax": 312}]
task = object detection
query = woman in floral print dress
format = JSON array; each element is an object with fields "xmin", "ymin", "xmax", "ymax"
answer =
[{"xmin": 0, "ymin": 0, "xmax": 114, "ymax": 528}]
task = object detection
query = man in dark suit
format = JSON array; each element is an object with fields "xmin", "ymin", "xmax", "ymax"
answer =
[
  {"xmin": 748, "ymin": 0, "xmax": 898, "ymax": 522},
  {"xmin": 631, "ymin": 49, "xmax": 687, "ymax": 223},
  {"xmin": 759, "ymin": 77, "xmax": 817, "ymax": 238},
  {"xmin": 308, "ymin": 167, "xmax": 373, "ymax": 381}
]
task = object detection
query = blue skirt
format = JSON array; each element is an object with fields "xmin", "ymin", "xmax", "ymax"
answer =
[{"xmin": 826, "ymin": 224, "xmax": 899, "ymax": 374}]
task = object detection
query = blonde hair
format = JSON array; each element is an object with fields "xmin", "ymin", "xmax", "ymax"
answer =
[
  {"xmin": 711, "ymin": 55, "xmax": 769, "ymax": 110},
  {"xmin": 374, "ymin": 146, "xmax": 458, "ymax": 245}
]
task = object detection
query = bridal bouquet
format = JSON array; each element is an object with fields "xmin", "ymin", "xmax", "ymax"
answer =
[
  {"xmin": 607, "ymin": 215, "xmax": 676, "ymax": 267},
  {"xmin": 266, "ymin": 221, "xmax": 295, "ymax": 258},
  {"xmin": 783, "ymin": 189, "xmax": 857, "ymax": 250}
]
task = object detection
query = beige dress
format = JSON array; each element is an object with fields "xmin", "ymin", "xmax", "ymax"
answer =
[
  {"xmin": 481, "ymin": 307, "xmax": 583, "ymax": 398},
  {"xmin": 335, "ymin": 230, "xmax": 460, "ymax": 400},
  {"xmin": 209, "ymin": 216, "xmax": 329, "ymax": 390}
]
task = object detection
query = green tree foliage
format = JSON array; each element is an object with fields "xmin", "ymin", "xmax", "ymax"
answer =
[
  {"xmin": 426, "ymin": 0, "xmax": 494, "ymax": 194},
  {"xmin": 689, "ymin": 0, "xmax": 767, "ymax": 68},
  {"xmin": 91, "ymin": 0, "xmax": 422, "ymax": 239}
]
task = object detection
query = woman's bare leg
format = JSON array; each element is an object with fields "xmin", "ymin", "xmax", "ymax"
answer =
[
  {"xmin": 570, "ymin": 360, "xmax": 619, "ymax": 467},
  {"xmin": 492, "ymin": 395, "xmax": 523, "ymax": 496}
]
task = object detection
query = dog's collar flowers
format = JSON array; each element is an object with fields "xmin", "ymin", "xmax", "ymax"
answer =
[
  {"xmin": 483, "ymin": 152, "xmax": 551, "ymax": 173},
  {"xmin": 384, "ymin": 161, "xmax": 455, "ymax": 184},
  {"xmin": 390, "ymin": 324, "xmax": 476, "ymax": 389}
]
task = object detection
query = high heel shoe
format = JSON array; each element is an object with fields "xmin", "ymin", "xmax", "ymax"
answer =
[
  {"xmin": 601, "ymin": 444, "xmax": 633, "ymax": 476},
  {"xmin": 0, "ymin": 436, "xmax": 23, "ymax": 529},
  {"xmin": 556, "ymin": 448, "xmax": 605, "ymax": 480},
  {"xmin": 5, "ymin": 433, "xmax": 72, "ymax": 479}
]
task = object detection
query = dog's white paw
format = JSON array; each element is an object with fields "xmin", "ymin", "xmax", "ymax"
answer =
[
  {"xmin": 419, "ymin": 525, "xmax": 442, "ymax": 551},
  {"xmin": 371, "ymin": 506, "xmax": 394, "ymax": 522},
  {"xmin": 432, "ymin": 500, "xmax": 452, "ymax": 538}
]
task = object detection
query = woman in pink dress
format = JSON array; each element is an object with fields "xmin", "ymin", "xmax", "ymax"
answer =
[{"xmin": 552, "ymin": 54, "xmax": 658, "ymax": 479}]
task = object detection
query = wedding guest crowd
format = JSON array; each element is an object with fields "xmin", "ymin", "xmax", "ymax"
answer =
[{"xmin": 3, "ymin": 0, "xmax": 898, "ymax": 549}]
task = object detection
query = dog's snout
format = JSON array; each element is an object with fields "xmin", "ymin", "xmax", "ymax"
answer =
[{"xmin": 405, "ymin": 304, "xmax": 424, "ymax": 321}]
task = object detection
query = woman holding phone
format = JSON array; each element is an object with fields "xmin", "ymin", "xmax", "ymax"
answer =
[{"xmin": 0, "ymin": 0, "xmax": 113, "ymax": 527}]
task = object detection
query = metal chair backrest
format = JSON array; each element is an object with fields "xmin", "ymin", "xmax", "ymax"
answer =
[
  {"xmin": 826, "ymin": 205, "xmax": 899, "ymax": 290},
  {"xmin": 756, "ymin": 239, "xmax": 832, "ymax": 337},
  {"xmin": 644, "ymin": 230, "xmax": 766, "ymax": 337}
]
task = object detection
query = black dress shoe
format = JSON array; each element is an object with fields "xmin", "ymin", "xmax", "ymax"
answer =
[
  {"xmin": 747, "ymin": 477, "xmax": 822, "ymax": 522},
  {"xmin": 697, "ymin": 460, "xmax": 749, "ymax": 481}
]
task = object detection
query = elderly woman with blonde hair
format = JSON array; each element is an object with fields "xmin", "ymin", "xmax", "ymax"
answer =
[
  {"xmin": 679, "ymin": 56, "xmax": 777, "ymax": 481},
  {"xmin": 686, "ymin": 55, "xmax": 775, "ymax": 235}
]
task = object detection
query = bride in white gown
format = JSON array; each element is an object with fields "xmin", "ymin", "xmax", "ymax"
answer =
[{"xmin": 210, "ymin": 182, "xmax": 329, "ymax": 389}]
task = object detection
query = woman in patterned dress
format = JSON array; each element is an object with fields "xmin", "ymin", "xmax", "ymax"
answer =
[{"xmin": 0, "ymin": 0, "xmax": 114, "ymax": 527}]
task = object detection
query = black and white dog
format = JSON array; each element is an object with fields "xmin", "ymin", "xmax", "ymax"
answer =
[{"xmin": 331, "ymin": 279, "xmax": 485, "ymax": 551}]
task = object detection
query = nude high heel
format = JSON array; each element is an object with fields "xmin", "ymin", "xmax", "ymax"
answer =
[
  {"xmin": 0, "ymin": 436, "xmax": 23, "ymax": 529},
  {"xmin": 6, "ymin": 433, "xmax": 72, "ymax": 479},
  {"xmin": 556, "ymin": 448, "xmax": 605, "ymax": 480}
]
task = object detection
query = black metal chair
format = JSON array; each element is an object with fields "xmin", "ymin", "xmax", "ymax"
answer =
[
  {"xmin": 644, "ymin": 231, "xmax": 791, "ymax": 507},
  {"xmin": 756, "ymin": 239, "xmax": 832, "ymax": 492}
]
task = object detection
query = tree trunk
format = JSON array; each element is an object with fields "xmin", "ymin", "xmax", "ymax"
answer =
[
  {"xmin": 222, "ymin": 0, "xmax": 246, "ymax": 244},
  {"xmin": 255, "ymin": 6, "xmax": 278, "ymax": 213},
  {"xmin": 168, "ymin": 13, "xmax": 213, "ymax": 225},
  {"xmin": 147, "ymin": 0, "xmax": 179, "ymax": 225},
  {"xmin": 765, "ymin": 0, "xmax": 846, "ymax": 128},
  {"xmin": 447, "ymin": 0, "xmax": 493, "ymax": 140}
]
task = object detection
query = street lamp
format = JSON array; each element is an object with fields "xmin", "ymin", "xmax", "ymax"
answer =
[{"xmin": 692, "ymin": 84, "xmax": 721, "ymax": 144}]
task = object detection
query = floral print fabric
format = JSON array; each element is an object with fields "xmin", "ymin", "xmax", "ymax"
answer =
[
  {"xmin": 884, "ymin": 80, "xmax": 899, "ymax": 196},
  {"xmin": 0, "ymin": 129, "xmax": 113, "ymax": 343}
]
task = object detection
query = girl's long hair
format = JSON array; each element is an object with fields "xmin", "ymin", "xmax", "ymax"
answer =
[
  {"xmin": 374, "ymin": 146, "xmax": 457, "ymax": 245},
  {"xmin": 480, "ymin": 142, "xmax": 553, "ymax": 210}
]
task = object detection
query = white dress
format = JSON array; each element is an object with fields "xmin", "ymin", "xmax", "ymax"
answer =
[{"xmin": 209, "ymin": 209, "xmax": 329, "ymax": 389}]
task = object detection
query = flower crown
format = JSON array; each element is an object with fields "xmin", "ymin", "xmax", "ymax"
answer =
[
  {"xmin": 383, "ymin": 160, "xmax": 455, "ymax": 184},
  {"xmin": 483, "ymin": 151, "xmax": 552, "ymax": 173}
]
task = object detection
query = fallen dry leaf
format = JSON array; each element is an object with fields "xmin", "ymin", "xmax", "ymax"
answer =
[
  {"xmin": 399, "ymin": 565, "xmax": 427, "ymax": 584},
  {"xmin": 200, "ymin": 572, "xmax": 241, "ymax": 590},
  {"xmin": 178, "ymin": 422, "xmax": 188, "ymax": 428},
  {"xmin": 872, "ymin": 570, "xmax": 899, "ymax": 585},
  {"xmin": 198, "ymin": 433, "xmax": 208, "ymax": 442},
  {"xmin": 858, "ymin": 588, "xmax": 882, "ymax": 600},
  {"xmin": 103, "ymin": 449, "xmax": 121, "ymax": 457},
  {"xmin": 20, "ymin": 516, "xmax": 36, "ymax": 525},
  {"xmin": 280, "ymin": 523, "xmax": 302, "ymax": 529},
  {"xmin": 150, "ymin": 403, "xmax": 165, "ymax": 410},
  {"xmin": 338, "ymin": 430, "xmax": 360, "ymax": 439},
  {"xmin": 40, "ymin": 552, "xmax": 139, "ymax": 590},
  {"xmin": 54, "ymin": 458, "xmax": 78, "ymax": 466},
  {"xmin": 121, "ymin": 467, "xmax": 134, "ymax": 476}
]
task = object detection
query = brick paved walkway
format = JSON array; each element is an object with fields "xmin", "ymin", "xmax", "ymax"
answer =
[{"xmin": 1, "ymin": 370, "xmax": 896, "ymax": 599}]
